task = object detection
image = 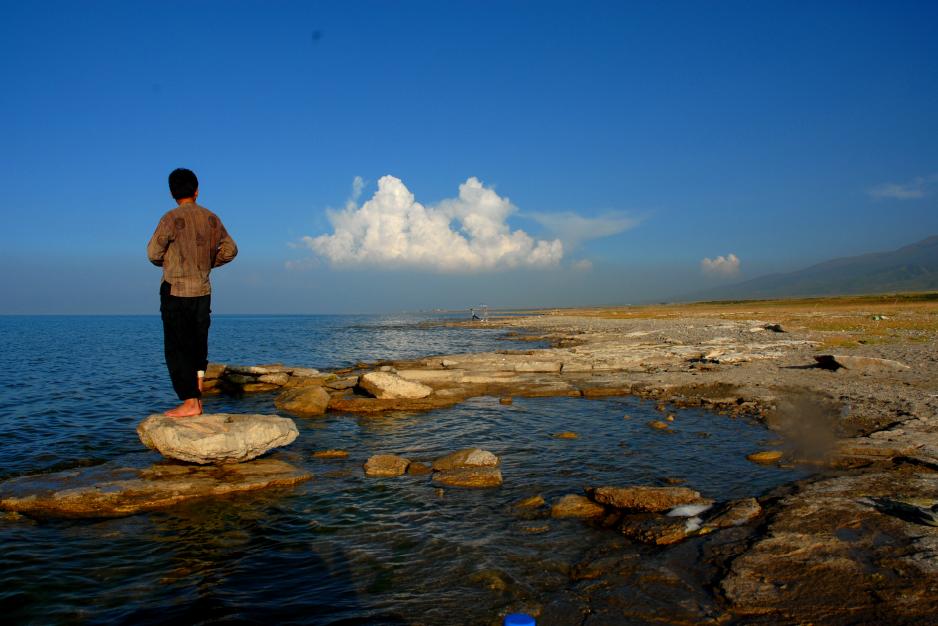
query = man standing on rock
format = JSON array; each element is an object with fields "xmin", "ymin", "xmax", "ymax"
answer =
[{"xmin": 147, "ymin": 168, "xmax": 238, "ymax": 417}]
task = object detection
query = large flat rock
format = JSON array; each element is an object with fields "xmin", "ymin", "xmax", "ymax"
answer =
[
  {"xmin": 0, "ymin": 456, "xmax": 311, "ymax": 518},
  {"xmin": 137, "ymin": 413, "xmax": 299, "ymax": 464}
]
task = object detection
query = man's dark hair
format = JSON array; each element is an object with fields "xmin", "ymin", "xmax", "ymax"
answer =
[{"xmin": 168, "ymin": 168, "xmax": 199, "ymax": 200}]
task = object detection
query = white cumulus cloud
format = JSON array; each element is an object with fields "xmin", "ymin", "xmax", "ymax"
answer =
[
  {"xmin": 301, "ymin": 176, "xmax": 563, "ymax": 272},
  {"xmin": 701, "ymin": 253, "xmax": 741, "ymax": 277}
]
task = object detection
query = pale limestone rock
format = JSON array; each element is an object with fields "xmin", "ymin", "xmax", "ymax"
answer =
[
  {"xmin": 396, "ymin": 369, "xmax": 466, "ymax": 384},
  {"xmin": 258, "ymin": 372, "xmax": 290, "ymax": 386},
  {"xmin": 432, "ymin": 448, "xmax": 499, "ymax": 471},
  {"xmin": 289, "ymin": 367, "xmax": 321, "ymax": 378},
  {"xmin": 514, "ymin": 360, "xmax": 563, "ymax": 373},
  {"xmin": 360, "ymin": 371, "xmax": 432, "ymax": 399},
  {"xmin": 137, "ymin": 413, "xmax": 299, "ymax": 464},
  {"xmin": 363, "ymin": 454, "xmax": 410, "ymax": 477},
  {"xmin": 227, "ymin": 364, "xmax": 293, "ymax": 375}
]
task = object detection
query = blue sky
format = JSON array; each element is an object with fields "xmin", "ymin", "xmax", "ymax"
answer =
[{"xmin": 1, "ymin": 0, "xmax": 936, "ymax": 314}]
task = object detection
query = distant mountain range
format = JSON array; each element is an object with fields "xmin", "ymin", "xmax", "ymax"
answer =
[{"xmin": 683, "ymin": 235, "xmax": 938, "ymax": 301}]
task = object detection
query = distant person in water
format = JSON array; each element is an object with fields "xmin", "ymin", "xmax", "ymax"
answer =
[{"xmin": 147, "ymin": 168, "xmax": 238, "ymax": 417}]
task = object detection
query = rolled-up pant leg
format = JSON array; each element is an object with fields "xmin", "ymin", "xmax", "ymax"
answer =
[{"xmin": 160, "ymin": 282, "xmax": 211, "ymax": 401}]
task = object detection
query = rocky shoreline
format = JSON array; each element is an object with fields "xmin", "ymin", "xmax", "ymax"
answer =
[
  {"xmin": 3, "ymin": 301, "xmax": 937, "ymax": 622},
  {"xmin": 283, "ymin": 306, "xmax": 935, "ymax": 624}
]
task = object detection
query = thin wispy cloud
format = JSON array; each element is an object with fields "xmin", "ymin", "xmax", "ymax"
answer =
[
  {"xmin": 867, "ymin": 174, "xmax": 938, "ymax": 200},
  {"xmin": 526, "ymin": 211, "xmax": 640, "ymax": 248},
  {"xmin": 299, "ymin": 176, "xmax": 563, "ymax": 272},
  {"xmin": 701, "ymin": 253, "xmax": 741, "ymax": 277}
]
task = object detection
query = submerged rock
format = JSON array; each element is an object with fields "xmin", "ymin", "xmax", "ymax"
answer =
[
  {"xmin": 0, "ymin": 457, "xmax": 311, "ymax": 518},
  {"xmin": 363, "ymin": 454, "xmax": 410, "ymax": 477},
  {"xmin": 515, "ymin": 494, "xmax": 546, "ymax": 508},
  {"xmin": 275, "ymin": 385, "xmax": 331, "ymax": 416},
  {"xmin": 552, "ymin": 431, "xmax": 579, "ymax": 439},
  {"xmin": 406, "ymin": 461, "xmax": 432, "ymax": 475},
  {"xmin": 360, "ymin": 371, "xmax": 433, "ymax": 399},
  {"xmin": 312, "ymin": 449, "xmax": 349, "ymax": 459},
  {"xmin": 648, "ymin": 420, "xmax": 670, "ymax": 430},
  {"xmin": 551, "ymin": 494, "xmax": 605, "ymax": 518},
  {"xmin": 588, "ymin": 486, "xmax": 704, "ymax": 512},
  {"xmin": 432, "ymin": 448, "xmax": 500, "ymax": 471},
  {"xmin": 137, "ymin": 413, "xmax": 299, "ymax": 464},
  {"xmin": 619, "ymin": 514, "xmax": 693, "ymax": 545}
]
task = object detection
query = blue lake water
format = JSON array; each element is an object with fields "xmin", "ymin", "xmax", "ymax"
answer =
[{"xmin": 0, "ymin": 315, "xmax": 804, "ymax": 624}]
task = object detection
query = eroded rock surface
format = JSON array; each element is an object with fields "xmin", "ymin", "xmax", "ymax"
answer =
[
  {"xmin": 551, "ymin": 494, "xmax": 605, "ymax": 518},
  {"xmin": 588, "ymin": 486, "xmax": 703, "ymax": 512},
  {"xmin": 360, "ymin": 371, "xmax": 433, "ymax": 399},
  {"xmin": 137, "ymin": 413, "xmax": 299, "ymax": 464},
  {"xmin": 363, "ymin": 454, "xmax": 410, "ymax": 477},
  {"xmin": 0, "ymin": 457, "xmax": 311, "ymax": 518},
  {"xmin": 275, "ymin": 385, "xmax": 331, "ymax": 416}
]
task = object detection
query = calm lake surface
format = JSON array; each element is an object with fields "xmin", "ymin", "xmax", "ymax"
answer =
[{"xmin": 0, "ymin": 315, "xmax": 803, "ymax": 624}]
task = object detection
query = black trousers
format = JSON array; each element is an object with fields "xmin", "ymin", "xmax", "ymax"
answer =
[{"xmin": 160, "ymin": 281, "xmax": 211, "ymax": 401}]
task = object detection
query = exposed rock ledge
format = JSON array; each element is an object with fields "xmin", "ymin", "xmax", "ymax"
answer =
[
  {"xmin": 0, "ymin": 455, "xmax": 311, "ymax": 518},
  {"xmin": 137, "ymin": 413, "xmax": 299, "ymax": 464}
]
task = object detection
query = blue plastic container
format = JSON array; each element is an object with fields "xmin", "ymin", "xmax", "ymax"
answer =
[{"xmin": 503, "ymin": 613, "xmax": 536, "ymax": 626}]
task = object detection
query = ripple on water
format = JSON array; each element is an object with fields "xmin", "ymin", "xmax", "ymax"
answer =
[{"xmin": 0, "ymin": 316, "xmax": 805, "ymax": 624}]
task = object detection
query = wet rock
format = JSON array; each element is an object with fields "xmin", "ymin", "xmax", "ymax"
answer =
[
  {"xmin": 406, "ymin": 461, "xmax": 432, "ymax": 475},
  {"xmin": 648, "ymin": 420, "xmax": 670, "ymax": 430},
  {"xmin": 618, "ymin": 514, "xmax": 692, "ymax": 545},
  {"xmin": 363, "ymin": 454, "xmax": 410, "ymax": 477},
  {"xmin": 747, "ymin": 450, "xmax": 783, "ymax": 464},
  {"xmin": 700, "ymin": 497, "xmax": 762, "ymax": 531},
  {"xmin": 226, "ymin": 372, "xmax": 258, "ymax": 385},
  {"xmin": 432, "ymin": 466, "xmax": 503, "ymax": 488},
  {"xmin": 312, "ymin": 449, "xmax": 349, "ymax": 459},
  {"xmin": 515, "ymin": 494, "xmax": 546, "ymax": 508},
  {"xmin": 588, "ymin": 486, "xmax": 703, "ymax": 512},
  {"xmin": 551, "ymin": 494, "xmax": 605, "ymax": 518},
  {"xmin": 327, "ymin": 394, "xmax": 461, "ymax": 414},
  {"xmin": 520, "ymin": 524, "xmax": 550, "ymax": 534},
  {"xmin": 814, "ymin": 354, "xmax": 910, "ymax": 372},
  {"xmin": 552, "ymin": 431, "xmax": 578, "ymax": 439},
  {"xmin": 432, "ymin": 448, "xmax": 499, "ymax": 471},
  {"xmin": 469, "ymin": 568, "xmax": 510, "ymax": 592},
  {"xmin": 137, "ymin": 413, "xmax": 299, "ymax": 464},
  {"xmin": 360, "ymin": 371, "xmax": 433, "ymax": 399},
  {"xmin": 500, "ymin": 397, "xmax": 513, "ymax": 405},
  {"xmin": 275, "ymin": 385, "xmax": 331, "ymax": 416},
  {"xmin": 0, "ymin": 457, "xmax": 311, "ymax": 518}
]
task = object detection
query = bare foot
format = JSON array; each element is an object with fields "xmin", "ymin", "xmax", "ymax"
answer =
[{"xmin": 164, "ymin": 398, "xmax": 202, "ymax": 418}]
